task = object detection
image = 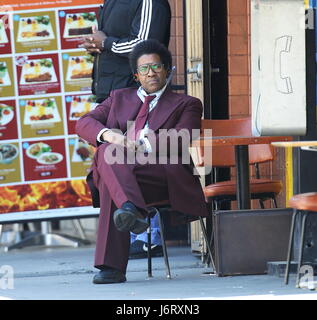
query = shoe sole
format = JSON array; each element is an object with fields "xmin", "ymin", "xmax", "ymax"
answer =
[
  {"xmin": 93, "ymin": 275, "xmax": 126, "ymax": 284},
  {"xmin": 113, "ymin": 208, "xmax": 149, "ymax": 234}
]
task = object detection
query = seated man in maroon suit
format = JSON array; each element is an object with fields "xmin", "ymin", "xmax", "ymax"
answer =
[{"xmin": 76, "ymin": 39, "xmax": 208, "ymax": 284}]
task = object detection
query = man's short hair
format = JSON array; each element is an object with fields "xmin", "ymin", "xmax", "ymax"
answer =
[{"xmin": 129, "ymin": 39, "xmax": 172, "ymax": 74}]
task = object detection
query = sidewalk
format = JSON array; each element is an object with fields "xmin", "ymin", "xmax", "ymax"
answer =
[{"xmin": 0, "ymin": 244, "xmax": 317, "ymax": 300}]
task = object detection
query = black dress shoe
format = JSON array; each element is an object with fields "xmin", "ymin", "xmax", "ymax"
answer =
[
  {"xmin": 93, "ymin": 267, "xmax": 126, "ymax": 284},
  {"xmin": 113, "ymin": 202, "xmax": 149, "ymax": 234}
]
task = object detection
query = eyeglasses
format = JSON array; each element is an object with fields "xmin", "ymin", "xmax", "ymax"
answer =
[{"xmin": 137, "ymin": 63, "xmax": 164, "ymax": 75}]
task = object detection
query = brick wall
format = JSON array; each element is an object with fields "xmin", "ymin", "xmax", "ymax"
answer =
[
  {"xmin": 227, "ymin": 0, "xmax": 250, "ymax": 118},
  {"xmin": 168, "ymin": 0, "xmax": 185, "ymax": 90}
]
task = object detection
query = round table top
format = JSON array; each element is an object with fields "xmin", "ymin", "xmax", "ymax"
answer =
[
  {"xmin": 193, "ymin": 135, "xmax": 292, "ymax": 147},
  {"xmin": 271, "ymin": 140, "xmax": 317, "ymax": 148}
]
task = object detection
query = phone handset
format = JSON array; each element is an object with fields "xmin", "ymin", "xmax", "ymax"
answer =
[{"xmin": 274, "ymin": 35, "xmax": 293, "ymax": 94}]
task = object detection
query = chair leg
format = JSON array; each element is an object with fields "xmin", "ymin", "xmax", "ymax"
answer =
[
  {"xmin": 147, "ymin": 215, "xmax": 153, "ymax": 278},
  {"xmin": 212, "ymin": 200, "xmax": 219, "ymax": 211},
  {"xmin": 157, "ymin": 210, "xmax": 171, "ymax": 279},
  {"xmin": 284, "ymin": 209, "xmax": 300, "ymax": 284},
  {"xmin": 199, "ymin": 217, "xmax": 216, "ymax": 273},
  {"xmin": 273, "ymin": 196, "xmax": 278, "ymax": 208},
  {"xmin": 259, "ymin": 199, "xmax": 265, "ymax": 209},
  {"xmin": 296, "ymin": 211, "xmax": 309, "ymax": 288}
]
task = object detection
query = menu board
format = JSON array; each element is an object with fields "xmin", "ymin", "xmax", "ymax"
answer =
[{"xmin": 0, "ymin": 0, "xmax": 102, "ymax": 219}]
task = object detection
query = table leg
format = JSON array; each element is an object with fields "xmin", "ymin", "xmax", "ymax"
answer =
[{"xmin": 235, "ymin": 145, "xmax": 251, "ymax": 209}]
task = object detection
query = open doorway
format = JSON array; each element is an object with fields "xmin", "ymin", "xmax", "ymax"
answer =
[{"xmin": 202, "ymin": 0, "xmax": 229, "ymax": 120}]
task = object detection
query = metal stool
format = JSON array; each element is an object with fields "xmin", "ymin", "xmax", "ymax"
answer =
[
  {"xmin": 285, "ymin": 192, "xmax": 317, "ymax": 287},
  {"xmin": 146, "ymin": 203, "xmax": 215, "ymax": 279}
]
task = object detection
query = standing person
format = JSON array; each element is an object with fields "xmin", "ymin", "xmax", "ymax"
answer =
[
  {"xmin": 76, "ymin": 39, "xmax": 208, "ymax": 284},
  {"xmin": 80, "ymin": 0, "xmax": 171, "ymax": 103},
  {"xmin": 80, "ymin": 0, "xmax": 171, "ymax": 259}
]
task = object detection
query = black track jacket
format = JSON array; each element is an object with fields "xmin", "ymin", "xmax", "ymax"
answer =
[{"xmin": 92, "ymin": 0, "xmax": 171, "ymax": 102}]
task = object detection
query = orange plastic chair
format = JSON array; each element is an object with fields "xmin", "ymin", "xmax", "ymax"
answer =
[
  {"xmin": 198, "ymin": 117, "xmax": 283, "ymax": 209},
  {"xmin": 285, "ymin": 192, "xmax": 317, "ymax": 287}
]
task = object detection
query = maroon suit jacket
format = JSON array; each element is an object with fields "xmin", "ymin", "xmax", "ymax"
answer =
[{"xmin": 76, "ymin": 87, "xmax": 208, "ymax": 218}]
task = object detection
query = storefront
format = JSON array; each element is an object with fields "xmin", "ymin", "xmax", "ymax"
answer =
[{"xmin": 0, "ymin": 0, "xmax": 316, "ymax": 260}]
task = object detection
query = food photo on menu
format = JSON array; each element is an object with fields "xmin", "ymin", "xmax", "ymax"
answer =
[
  {"xmin": 66, "ymin": 54, "xmax": 93, "ymax": 80},
  {"xmin": 69, "ymin": 95, "xmax": 96, "ymax": 120},
  {"xmin": 0, "ymin": 18, "xmax": 8, "ymax": 44},
  {"xmin": 16, "ymin": 15, "xmax": 55, "ymax": 42},
  {"xmin": 0, "ymin": 143, "xmax": 18, "ymax": 165},
  {"xmin": 0, "ymin": 15, "xmax": 11, "ymax": 55},
  {"xmin": 23, "ymin": 98, "xmax": 61, "ymax": 125},
  {"xmin": 20, "ymin": 58, "xmax": 57, "ymax": 84},
  {"xmin": 0, "ymin": 61, "xmax": 11, "ymax": 86},
  {"xmin": 0, "ymin": 142, "xmax": 20, "ymax": 184},
  {"xmin": 63, "ymin": 12, "xmax": 97, "ymax": 38},
  {"xmin": 72, "ymin": 138, "xmax": 94, "ymax": 162},
  {"xmin": 0, "ymin": 103, "xmax": 14, "ymax": 126},
  {"xmin": 26, "ymin": 142, "xmax": 63, "ymax": 165},
  {"xmin": 0, "ymin": 100, "xmax": 18, "ymax": 140}
]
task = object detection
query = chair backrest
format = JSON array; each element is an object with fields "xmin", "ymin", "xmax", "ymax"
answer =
[{"xmin": 199, "ymin": 117, "xmax": 274, "ymax": 168}]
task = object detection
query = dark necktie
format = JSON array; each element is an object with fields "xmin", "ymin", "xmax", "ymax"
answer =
[{"xmin": 128, "ymin": 95, "xmax": 155, "ymax": 140}]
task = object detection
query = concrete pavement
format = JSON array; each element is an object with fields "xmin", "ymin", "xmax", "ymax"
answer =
[{"xmin": 0, "ymin": 244, "xmax": 317, "ymax": 300}]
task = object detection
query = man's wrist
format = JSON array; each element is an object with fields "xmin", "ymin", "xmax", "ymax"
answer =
[
  {"xmin": 102, "ymin": 130, "xmax": 112, "ymax": 142},
  {"xmin": 97, "ymin": 128, "xmax": 110, "ymax": 143}
]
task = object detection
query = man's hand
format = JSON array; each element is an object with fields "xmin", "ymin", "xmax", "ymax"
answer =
[
  {"xmin": 135, "ymin": 139, "xmax": 147, "ymax": 153},
  {"xmin": 79, "ymin": 25, "xmax": 106, "ymax": 54},
  {"xmin": 101, "ymin": 131, "xmax": 146, "ymax": 153},
  {"xmin": 102, "ymin": 130, "xmax": 138, "ymax": 151},
  {"xmin": 102, "ymin": 130, "xmax": 126, "ymax": 147}
]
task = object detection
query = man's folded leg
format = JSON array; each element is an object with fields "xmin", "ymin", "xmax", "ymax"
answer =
[
  {"xmin": 95, "ymin": 143, "xmax": 149, "ymax": 211},
  {"xmin": 95, "ymin": 143, "xmax": 151, "ymax": 235},
  {"xmin": 113, "ymin": 201, "xmax": 149, "ymax": 234}
]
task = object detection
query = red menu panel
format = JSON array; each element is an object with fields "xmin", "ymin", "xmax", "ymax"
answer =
[
  {"xmin": 65, "ymin": 93, "xmax": 97, "ymax": 134},
  {"xmin": 0, "ymin": 100, "xmax": 18, "ymax": 140},
  {"xmin": 58, "ymin": 7, "xmax": 99, "ymax": 50},
  {"xmin": 0, "ymin": 15, "xmax": 12, "ymax": 54},
  {"xmin": 22, "ymin": 139, "xmax": 67, "ymax": 181},
  {"xmin": 16, "ymin": 53, "xmax": 61, "ymax": 96}
]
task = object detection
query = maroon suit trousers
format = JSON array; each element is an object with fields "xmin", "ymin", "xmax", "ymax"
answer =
[{"xmin": 93, "ymin": 143, "xmax": 169, "ymax": 273}]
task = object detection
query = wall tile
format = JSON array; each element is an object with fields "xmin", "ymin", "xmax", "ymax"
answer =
[
  {"xmin": 229, "ymin": 95, "xmax": 250, "ymax": 116},
  {"xmin": 228, "ymin": 15, "xmax": 249, "ymax": 36},
  {"xmin": 228, "ymin": 35, "xmax": 249, "ymax": 55},
  {"xmin": 228, "ymin": 55, "xmax": 249, "ymax": 75},
  {"xmin": 227, "ymin": 0, "xmax": 248, "ymax": 16},
  {"xmin": 228, "ymin": 75, "xmax": 250, "ymax": 95}
]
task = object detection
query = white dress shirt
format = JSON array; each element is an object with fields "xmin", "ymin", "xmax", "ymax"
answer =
[{"xmin": 97, "ymin": 83, "xmax": 168, "ymax": 153}]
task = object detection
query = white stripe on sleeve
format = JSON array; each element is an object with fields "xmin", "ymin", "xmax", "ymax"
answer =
[{"xmin": 111, "ymin": 0, "xmax": 152, "ymax": 54}]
